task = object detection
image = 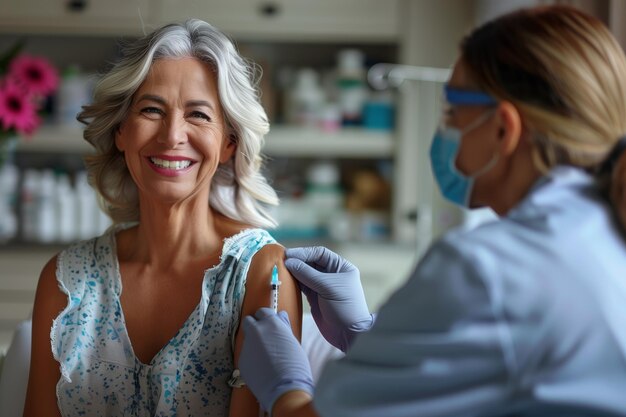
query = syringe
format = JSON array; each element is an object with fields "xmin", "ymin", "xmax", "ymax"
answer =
[{"xmin": 270, "ymin": 264, "xmax": 281, "ymax": 313}]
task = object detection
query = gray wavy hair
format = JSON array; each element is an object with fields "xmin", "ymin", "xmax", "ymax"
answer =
[{"xmin": 78, "ymin": 19, "xmax": 278, "ymax": 228}]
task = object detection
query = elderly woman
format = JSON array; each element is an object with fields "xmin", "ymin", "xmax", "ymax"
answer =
[{"xmin": 24, "ymin": 19, "xmax": 302, "ymax": 417}]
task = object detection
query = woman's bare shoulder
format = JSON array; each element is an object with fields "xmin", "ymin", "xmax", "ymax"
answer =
[
  {"xmin": 250, "ymin": 241, "xmax": 285, "ymax": 266},
  {"xmin": 245, "ymin": 240, "xmax": 302, "ymax": 330},
  {"xmin": 33, "ymin": 254, "xmax": 67, "ymax": 320},
  {"xmin": 213, "ymin": 213, "xmax": 287, "ymax": 281}
]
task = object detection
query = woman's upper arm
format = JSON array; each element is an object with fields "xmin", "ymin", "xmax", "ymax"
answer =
[
  {"xmin": 237, "ymin": 243, "xmax": 302, "ymax": 345},
  {"xmin": 23, "ymin": 255, "xmax": 65, "ymax": 417},
  {"xmin": 229, "ymin": 243, "xmax": 303, "ymax": 417}
]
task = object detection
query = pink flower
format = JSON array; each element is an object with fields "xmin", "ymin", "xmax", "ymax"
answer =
[
  {"xmin": 0, "ymin": 81, "xmax": 41, "ymax": 136},
  {"xmin": 8, "ymin": 54, "xmax": 59, "ymax": 96}
]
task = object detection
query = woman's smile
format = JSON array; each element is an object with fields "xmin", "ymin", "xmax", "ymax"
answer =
[{"xmin": 147, "ymin": 155, "xmax": 197, "ymax": 177}]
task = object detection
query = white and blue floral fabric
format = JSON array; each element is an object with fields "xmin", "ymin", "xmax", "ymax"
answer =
[{"xmin": 51, "ymin": 225, "xmax": 276, "ymax": 416}]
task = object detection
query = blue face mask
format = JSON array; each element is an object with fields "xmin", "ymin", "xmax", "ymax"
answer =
[{"xmin": 429, "ymin": 110, "xmax": 498, "ymax": 207}]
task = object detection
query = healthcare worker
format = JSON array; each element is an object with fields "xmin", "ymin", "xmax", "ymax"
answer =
[{"xmin": 239, "ymin": 5, "xmax": 626, "ymax": 417}]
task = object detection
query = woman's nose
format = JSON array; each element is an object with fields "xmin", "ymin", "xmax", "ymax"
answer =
[{"xmin": 158, "ymin": 114, "xmax": 188, "ymax": 148}]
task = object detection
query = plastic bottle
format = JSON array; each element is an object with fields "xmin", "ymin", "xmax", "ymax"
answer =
[
  {"xmin": 286, "ymin": 68, "xmax": 326, "ymax": 127},
  {"xmin": 56, "ymin": 65, "xmax": 92, "ymax": 128},
  {"xmin": 21, "ymin": 169, "xmax": 40, "ymax": 242},
  {"xmin": 75, "ymin": 171, "xmax": 99, "ymax": 240},
  {"xmin": 305, "ymin": 161, "xmax": 344, "ymax": 237},
  {"xmin": 336, "ymin": 49, "xmax": 368, "ymax": 126},
  {"xmin": 55, "ymin": 173, "xmax": 77, "ymax": 243},
  {"xmin": 36, "ymin": 170, "xmax": 57, "ymax": 243},
  {"xmin": 363, "ymin": 91, "xmax": 395, "ymax": 131},
  {"xmin": 318, "ymin": 103, "xmax": 341, "ymax": 133},
  {"xmin": 0, "ymin": 162, "xmax": 19, "ymax": 242}
]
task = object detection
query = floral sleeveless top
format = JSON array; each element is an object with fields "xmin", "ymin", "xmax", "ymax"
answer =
[{"xmin": 51, "ymin": 225, "xmax": 276, "ymax": 416}]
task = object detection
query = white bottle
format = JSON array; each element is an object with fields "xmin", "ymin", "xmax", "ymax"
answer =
[
  {"xmin": 0, "ymin": 162, "xmax": 19, "ymax": 242},
  {"xmin": 75, "ymin": 171, "xmax": 99, "ymax": 240},
  {"xmin": 306, "ymin": 161, "xmax": 344, "ymax": 236},
  {"xmin": 56, "ymin": 65, "xmax": 92, "ymax": 128},
  {"xmin": 287, "ymin": 68, "xmax": 326, "ymax": 127},
  {"xmin": 336, "ymin": 49, "xmax": 368, "ymax": 126},
  {"xmin": 36, "ymin": 170, "xmax": 57, "ymax": 243},
  {"xmin": 21, "ymin": 169, "xmax": 40, "ymax": 242},
  {"xmin": 55, "ymin": 173, "xmax": 77, "ymax": 242}
]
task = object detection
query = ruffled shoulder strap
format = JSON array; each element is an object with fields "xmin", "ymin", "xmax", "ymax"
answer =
[
  {"xmin": 222, "ymin": 227, "xmax": 278, "ymax": 298},
  {"xmin": 221, "ymin": 228, "xmax": 277, "ymax": 262},
  {"xmin": 50, "ymin": 229, "xmax": 118, "ymax": 382},
  {"xmin": 218, "ymin": 228, "xmax": 278, "ymax": 347}
]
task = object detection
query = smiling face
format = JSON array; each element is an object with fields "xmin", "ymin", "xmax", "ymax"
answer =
[{"xmin": 115, "ymin": 57, "xmax": 235, "ymax": 206}]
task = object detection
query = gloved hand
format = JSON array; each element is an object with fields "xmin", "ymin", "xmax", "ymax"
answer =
[
  {"xmin": 239, "ymin": 308, "xmax": 314, "ymax": 414},
  {"xmin": 285, "ymin": 246, "xmax": 374, "ymax": 352}
]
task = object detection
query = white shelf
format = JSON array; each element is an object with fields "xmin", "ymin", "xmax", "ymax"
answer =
[
  {"xmin": 16, "ymin": 125, "xmax": 394, "ymax": 158},
  {"xmin": 264, "ymin": 126, "xmax": 393, "ymax": 158},
  {"xmin": 16, "ymin": 125, "xmax": 92, "ymax": 153}
]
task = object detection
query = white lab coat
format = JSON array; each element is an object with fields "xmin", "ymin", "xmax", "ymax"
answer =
[{"xmin": 314, "ymin": 166, "xmax": 626, "ymax": 417}]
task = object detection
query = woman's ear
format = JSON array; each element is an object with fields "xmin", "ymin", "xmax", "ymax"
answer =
[
  {"xmin": 496, "ymin": 101, "xmax": 522, "ymax": 156},
  {"xmin": 114, "ymin": 124, "xmax": 125, "ymax": 152},
  {"xmin": 220, "ymin": 133, "xmax": 237, "ymax": 163}
]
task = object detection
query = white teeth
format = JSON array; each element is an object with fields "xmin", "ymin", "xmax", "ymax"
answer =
[{"xmin": 150, "ymin": 157, "xmax": 192, "ymax": 170}]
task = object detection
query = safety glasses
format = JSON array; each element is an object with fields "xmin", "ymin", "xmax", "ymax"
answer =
[
  {"xmin": 444, "ymin": 85, "xmax": 498, "ymax": 106},
  {"xmin": 441, "ymin": 85, "xmax": 498, "ymax": 128}
]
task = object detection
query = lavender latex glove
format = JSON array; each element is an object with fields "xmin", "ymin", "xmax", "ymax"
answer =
[
  {"xmin": 239, "ymin": 308, "xmax": 314, "ymax": 414},
  {"xmin": 285, "ymin": 246, "xmax": 374, "ymax": 352}
]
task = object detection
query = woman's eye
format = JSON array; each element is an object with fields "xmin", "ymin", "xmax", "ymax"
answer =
[
  {"xmin": 140, "ymin": 107, "xmax": 164, "ymax": 117},
  {"xmin": 189, "ymin": 111, "xmax": 211, "ymax": 121}
]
